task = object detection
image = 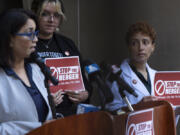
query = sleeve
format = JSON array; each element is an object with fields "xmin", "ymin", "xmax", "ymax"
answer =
[
  {"xmin": 0, "ymin": 121, "xmax": 41, "ymax": 135},
  {"xmin": 105, "ymin": 81, "xmax": 126, "ymax": 111}
]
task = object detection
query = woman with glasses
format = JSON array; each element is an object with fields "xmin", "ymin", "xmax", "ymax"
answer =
[
  {"xmin": 31, "ymin": 0, "xmax": 91, "ymax": 117},
  {"xmin": 0, "ymin": 9, "xmax": 53, "ymax": 135}
]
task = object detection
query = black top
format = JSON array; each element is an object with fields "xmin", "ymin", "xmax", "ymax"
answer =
[
  {"xmin": 36, "ymin": 33, "xmax": 92, "ymax": 117},
  {"xmin": 130, "ymin": 65, "xmax": 151, "ymax": 94},
  {"xmin": 37, "ymin": 36, "xmax": 64, "ymax": 58}
]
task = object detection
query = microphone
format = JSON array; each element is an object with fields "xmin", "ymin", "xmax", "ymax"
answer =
[
  {"xmin": 100, "ymin": 62, "xmax": 138, "ymax": 98},
  {"xmin": 76, "ymin": 103, "xmax": 100, "ymax": 114},
  {"xmin": 84, "ymin": 60, "xmax": 114, "ymax": 105},
  {"xmin": 100, "ymin": 62, "xmax": 136, "ymax": 112},
  {"xmin": 30, "ymin": 52, "xmax": 59, "ymax": 85}
]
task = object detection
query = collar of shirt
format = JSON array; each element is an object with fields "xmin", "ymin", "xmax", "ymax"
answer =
[{"xmin": 3, "ymin": 63, "xmax": 32, "ymax": 80}]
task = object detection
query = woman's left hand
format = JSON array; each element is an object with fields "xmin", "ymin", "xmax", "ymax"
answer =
[
  {"xmin": 65, "ymin": 90, "xmax": 89, "ymax": 103},
  {"xmin": 51, "ymin": 90, "xmax": 64, "ymax": 106}
]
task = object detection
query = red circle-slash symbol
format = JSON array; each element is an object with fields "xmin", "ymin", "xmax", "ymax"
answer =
[{"xmin": 155, "ymin": 80, "xmax": 165, "ymax": 96}]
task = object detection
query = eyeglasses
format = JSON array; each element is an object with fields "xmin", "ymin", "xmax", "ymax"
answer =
[
  {"xmin": 15, "ymin": 30, "xmax": 39, "ymax": 41},
  {"xmin": 40, "ymin": 11, "xmax": 61, "ymax": 20}
]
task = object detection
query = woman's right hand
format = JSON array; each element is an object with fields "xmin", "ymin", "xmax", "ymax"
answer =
[
  {"xmin": 51, "ymin": 90, "xmax": 64, "ymax": 106},
  {"xmin": 140, "ymin": 96, "xmax": 158, "ymax": 103}
]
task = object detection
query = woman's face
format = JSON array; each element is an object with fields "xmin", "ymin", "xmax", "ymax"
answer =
[
  {"xmin": 39, "ymin": 2, "xmax": 61, "ymax": 36},
  {"xmin": 11, "ymin": 18, "xmax": 37, "ymax": 59},
  {"xmin": 128, "ymin": 32, "xmax": 155, "ymax": 64}
]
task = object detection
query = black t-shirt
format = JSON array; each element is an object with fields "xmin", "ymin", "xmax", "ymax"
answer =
[{"xmin": 36, "ymin": 37, "xmax": 64, "ymax": 58}]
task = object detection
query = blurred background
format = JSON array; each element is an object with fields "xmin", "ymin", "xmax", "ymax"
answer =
[
  {"xmin": 3, "ymin": 0, "xmax": 180, "ymax": 70},
  {"xmin": 2, "ymin": 0, "xmax": 180, "ymax": 133}
]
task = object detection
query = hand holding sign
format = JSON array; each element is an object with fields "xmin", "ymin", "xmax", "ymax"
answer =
[
  {"xmin": 65, "ymin": 90, "xmax": 89, "ymax": 103},
  {"xmin": 51, "ymin": 90, "xmax": 65, "ymax": 106}
]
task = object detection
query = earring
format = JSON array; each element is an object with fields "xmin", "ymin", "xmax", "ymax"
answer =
[{"xmin": 56, "ymin": 27, "xmax": 60, "ymax": 32}]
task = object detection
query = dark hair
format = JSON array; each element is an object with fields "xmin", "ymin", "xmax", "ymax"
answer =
[
  {"xmin": 16, "ymin": 8, "xmax": 39, "ymax": 30},
  {"xmin": 126, "ymin": 21, "xmax": 156, "ymax": 45},
  {"xmin": 31, "ymin": 0, "xmax": 65, "ymax": 14},
  {"xmin": 0, "ymin": 9, "xmax": 37, "ymax": 67}
]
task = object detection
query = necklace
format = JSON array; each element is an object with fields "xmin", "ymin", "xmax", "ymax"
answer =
[{"xmin": 38, "ymin": 37, "xmax": 53, "ymax": 49}]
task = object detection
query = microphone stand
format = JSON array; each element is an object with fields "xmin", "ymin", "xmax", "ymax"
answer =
[
  {"xmin": 94, "ymin": 75, "xmax": 107, "ymax": 111},
  {"xmin": 37, "ymin": 62, "xmax": 59, "ymax": 119},
  {"xmin": 44, "ymin": 77, "xmax": 57, "ymax": 119},
  {"xmin": 118, "ymin": 85, "xmax": 134, "ymax": 112}
]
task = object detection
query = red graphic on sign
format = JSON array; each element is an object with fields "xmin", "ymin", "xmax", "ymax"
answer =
[
  {"xmin": 126, "ymin": 109, "xmax": 154, "ymax": 135},
  {"xmin": 154, "ymin": 71, "xmax": 180, "ymax": 106},
  {"xmin": 45, "ymin": 56, "xmax": 85, "ymax": 93},
  {"xmin": 154, "ymin": 80, "xmax": 165, "ymax": 96}
]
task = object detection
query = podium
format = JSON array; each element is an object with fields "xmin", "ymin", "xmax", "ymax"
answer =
[{"xmin": 27, "ymin": 101, "xmax": 176, "ymax": 135}]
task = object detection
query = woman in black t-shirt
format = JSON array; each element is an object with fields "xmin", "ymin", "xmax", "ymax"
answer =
[{"xmin": 31, "ymin": 0, "xmax": 91, "ymax": 117}]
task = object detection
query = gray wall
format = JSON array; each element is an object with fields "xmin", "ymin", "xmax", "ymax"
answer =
[{"xmin": 80, "ymin": 0, "xmax": 117, "ymax": 64}]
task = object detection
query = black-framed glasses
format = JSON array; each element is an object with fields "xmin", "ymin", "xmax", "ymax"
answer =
[{"xmin": 15, "ymin": 30, "xmax": 39, "ymax": 41}]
